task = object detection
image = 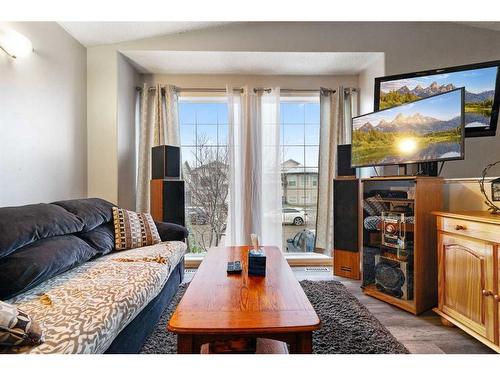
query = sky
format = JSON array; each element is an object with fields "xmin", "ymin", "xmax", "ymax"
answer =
[
  {"xmin": 179, "ymin": 101, "xmax": 321, "ymax": 168},
  {"xmin": 381, "ymin": 66, "xmax": 498, "ymax": 94},
  {"xmin": 353, "ymin": 89, "xmax": 462, "ymax": 130}
]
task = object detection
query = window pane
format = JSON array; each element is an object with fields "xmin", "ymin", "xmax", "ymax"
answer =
[
  {"xmin": 196, "ymin": 125, "xmax": 218, "ymax": 146},
  {"xmin": 305, "ymin": 124, "xmax": 320, "ymax": 145},
  {"xmin": 218, "ymin": 124, "xmax": 228, "ymax": 145},
  {"xmin": 281, "ymin": 146, "xmax": 304, "ymax": 165},
  {"xmin": 194, "ymin": 103, "xmax": 219, "ymax": 124},
  {"xmin": 180, "ymin": 124, "xmax": 196, "ymax": 146},
  {"xmin": 305, "ymin": 103, "xmax": 320, "ymax": 124},
  {"xmin": 179, "ymin": 102, "xmax": 196, "ymax": 124},
  {"xmin": 181, "ymin": 147, "xmax": 198, "ymax": 170},
  {"xmin": 305, "ymin": 146, "xmax": 319, "ymax": 167},
  {"xmin": 281, "ymin": 102, "xmax": 305, "ymax": 124},
  {"xmin": 282, "ymin": 124, "xmax": 304, "ymax": 146},
  {"xmin": 216, "ymin": 103, "xmax": 228, "ymax": 122}
]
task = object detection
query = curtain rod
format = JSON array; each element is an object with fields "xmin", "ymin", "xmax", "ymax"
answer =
[
  {"xmin": 135, "ymin": 86, "xmax": 239, "ymax": 93},
  {"xmin": 134, "ymin": 86, "xmax": 338, "ymax": 94}
]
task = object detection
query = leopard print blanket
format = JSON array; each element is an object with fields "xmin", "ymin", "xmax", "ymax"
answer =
[{"xmin": 3, "ymin": 241, "xmax": 186, "ymax": 354}]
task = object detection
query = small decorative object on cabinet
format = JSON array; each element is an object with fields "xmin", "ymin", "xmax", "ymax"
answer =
[
  {"xmin": 479, "ymin": 160, "xmax": 500, "ymax": 213},
  {"xmin": 361, "ymin": 176, "xmax": 443, "ymax": 315},
  {"xmin": 492, "ymin": 177, "xmax": 500, "ymax": 202},
  {"xmin": 432, "ymin": 211, "xmax": 500, "ymax": 353}
]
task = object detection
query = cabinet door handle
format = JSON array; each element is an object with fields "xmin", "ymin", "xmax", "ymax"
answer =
[
  {"xmin": 455, "ymin": 224, "xmax": 467, "ymax": 231},
  {"xmin": 482, "ymin": 289, "xmax": 493, "ymax": 297}
]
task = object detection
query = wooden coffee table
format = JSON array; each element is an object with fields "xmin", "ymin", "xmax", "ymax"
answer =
[{"xmin": 168, "ymin": 246, "xmax": 321, "ymax": 354}]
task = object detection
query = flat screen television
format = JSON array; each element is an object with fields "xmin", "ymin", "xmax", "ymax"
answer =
[
  {"xmin": 351, "ymin": 88, "xmax": 465, "ymax": 168},
  {"xmin": 374, "ymin": 60, "xmax": 500, "ymax": 137}
]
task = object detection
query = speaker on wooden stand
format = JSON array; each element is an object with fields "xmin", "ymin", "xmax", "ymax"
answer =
[
  {"xmin": 333, "ymin": 144, "xmax": 360, "ymax": 279},
  {"xmin": 150, "ymin": 145, "xmax": 185, "ymax": 226}
]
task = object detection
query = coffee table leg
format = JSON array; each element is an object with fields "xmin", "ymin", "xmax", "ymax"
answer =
[
  {"xmin": 177, "ymin": 334, "xmax": 202, "ymax": 354},
  {"xmin": 290, "ymin": 332, "xmax": 312, "ymax": 354}
]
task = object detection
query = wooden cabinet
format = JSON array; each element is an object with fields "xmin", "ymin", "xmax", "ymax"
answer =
[
  {"xmin": 433, "ymin": 211, "xmax": 500, "ymax": 353},
  {"xmin": 361, "ymin": 176, "xmax": 443, "ymax": 315}
]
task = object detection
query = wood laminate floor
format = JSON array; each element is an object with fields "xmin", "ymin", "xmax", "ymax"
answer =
[{"xmin": 183, "ymin": 267, "xmax": 495, "ymax": 354}]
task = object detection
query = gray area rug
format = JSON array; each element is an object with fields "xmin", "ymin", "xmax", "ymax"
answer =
[{"xmin": 140, "ymin": 280, "xmax": 409, "ymax": 354}]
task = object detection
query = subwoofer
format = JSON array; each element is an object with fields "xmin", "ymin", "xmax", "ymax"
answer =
[
  {"xmin": 374, "ymin": 255, "xmax": 413, "ymax": 300},
  {"xmin": 333, "ymin": 177, "xmax": 360, "ymax": 279}
]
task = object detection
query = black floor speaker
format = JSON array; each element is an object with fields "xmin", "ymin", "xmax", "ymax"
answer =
[
  {"xmin": 152, "ymin": 145, "xmax": 181, "ymax": 179},
  {"xmin": 337, "ymin": 144, "xmax": 356, "ymax": 177},
  {"xmin": 333, "ymin": 177, "xmax": 360, "ymax": 279},
  {"xmin": 150, "ymin": 179, "xmax": 185, "ymax": 226}
]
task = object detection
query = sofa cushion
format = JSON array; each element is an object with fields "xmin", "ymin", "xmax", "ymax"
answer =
[
  {"xmin": 154, "ymin": 221, "xmax": 188, "ymax": 242},
  {"xmin": 77, "ymin": 222, "xmax": 115, "ymax": 256},
  {"xmin": 0, "ymin": 300, "xmax": 44, "ymax": 347},
  {"xmin": 0, "ymin": 203, "xmax": 84, "ymax": 259},
  {"xmin": 0, "ymin": 235, "xmax": 97, "ymax": 300},
  {"xmin": 113, "ymin": 207, "xmax": 161, "ymax": 251},
  {"xmin": 52, "ymin": 198, "xmax": 114, "ymax": 232}
]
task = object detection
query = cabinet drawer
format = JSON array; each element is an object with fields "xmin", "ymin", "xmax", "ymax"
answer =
[{"xmin": 437, "ymin": 217, "xmax": 500, "ymax": 244}]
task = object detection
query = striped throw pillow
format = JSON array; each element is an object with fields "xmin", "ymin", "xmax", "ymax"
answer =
[
  {"xmin": 112, "ymin": 207, "xmax": 161, "ymax": 251},
  {"xmin": 0, "ymin": 300, "xmax": 44, "ymax": 347}
]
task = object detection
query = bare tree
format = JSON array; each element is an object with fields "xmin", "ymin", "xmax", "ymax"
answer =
[{"xmin": 183, "ymin": 135, "xmax": 228, "ymax": 252}]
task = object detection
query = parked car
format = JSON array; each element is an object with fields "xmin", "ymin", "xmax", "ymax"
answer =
[
  {"xmin": 282, "ymin": 207, "xmax": 307, "ymax": 226},
  {"xmin": 286, "ymin": 229, "xmax": 316, "ymax": 252},
  {"xmin": 186, "ymin": 206, "xmax": 208, "ymax": 225}
]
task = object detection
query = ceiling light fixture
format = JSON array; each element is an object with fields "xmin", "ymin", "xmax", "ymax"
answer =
[{"xmin": 0, "ymin": 28, "xmax": 33, "ymax": 58}]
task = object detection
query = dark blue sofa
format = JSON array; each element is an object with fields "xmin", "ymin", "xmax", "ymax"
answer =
[{"xmin": 0, "ymin": 198, "xmax": 187, "ymax": 354}]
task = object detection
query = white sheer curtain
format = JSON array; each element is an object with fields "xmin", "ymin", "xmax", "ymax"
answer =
[
  {"xmin": 136, "ymin": 84, "xmax": 179, "ymax": 212},
  {"xmin": 226, "ymin": 85, "xmax": 248, "ymax": 245},
  {"xmin": 260, "ymin": 88, "xmax": 282, "ymax": 248},
  {"xmin": 225, "ymin": 86, "xmax": 282, "ymax": 247}
]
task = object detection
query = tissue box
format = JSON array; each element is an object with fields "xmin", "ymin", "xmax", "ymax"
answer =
[{"xmin": 248, "ymin": 249, "xmax": 266, "ymax": 276}]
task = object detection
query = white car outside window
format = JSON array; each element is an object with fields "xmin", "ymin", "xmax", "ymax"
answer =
[{"xmin": 282, "ymin": 207, "xmax": 307, "ymax": 226}]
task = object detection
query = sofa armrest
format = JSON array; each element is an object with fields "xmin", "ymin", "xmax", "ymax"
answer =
[{"xmin": 154, "ymin": 221, "xmax": 188, "ymax": 242}]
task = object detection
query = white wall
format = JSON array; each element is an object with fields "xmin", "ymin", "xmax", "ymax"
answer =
[
  {"xmin": 87, "ymin": 46, "xmax": 118, "ymax": 203},
  {"xmin": 144, "ymin": 73, "xmax": 357, "ymax": 90},
  {"xmin": 87, "ymin": 22, "xmax": 500, "ymax": 201},
  {"xmin": 117, "ymin": 54, "xmax": 141, "ymax": 210},
  {"xmin": 0, "ymin": 22, "xmax": 87, "ymax": 206},
  {"xmin": 359, "ymin": 54, "xmax": 385, "ymax": 115},
  {"xmin": 444, "ymin": 178, "xmax": 496, "ymax": 211}
]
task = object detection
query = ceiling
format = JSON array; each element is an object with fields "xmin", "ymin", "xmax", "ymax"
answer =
[
  {"xmin": 59, "ymin": 22, "xmax": 500, "ymax": 47},
  {"xmin": 58, "ymin": 22, "xmax": 230, "ymax": 47},
  {"xmin": 122, "ymin": 51, "xmax": 383, "ymax": 75},
  {"xmin": 459, "ymin": 22, "xmax": 500, "ymax": 32}
]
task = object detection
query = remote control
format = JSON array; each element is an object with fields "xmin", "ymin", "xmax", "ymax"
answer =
[{"xmin": 227, "ymin": 261, "xmax": 242, "ymax": 274}]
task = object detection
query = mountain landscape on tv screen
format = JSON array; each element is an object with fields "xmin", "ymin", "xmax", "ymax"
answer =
[
  {"xmin": 352, "ymin": 90, "xmax": 463, "ymax": 167},
  {"xmin": 379, "ymin": 67, "xmax": 497, "ymax": 128},
  {"xmin": 357, "ymin": 113, "xmax": 462, "ymax": 135}
]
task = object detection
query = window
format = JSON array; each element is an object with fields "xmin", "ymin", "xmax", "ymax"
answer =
[
  {"xmin": 178, "ymin": 94, "xmax": 321, "ymax": 256},
  {"xmin": 280, "ymin": 96, "xmax": 320, "ymax": 253},
  {"xmin": 179, "ymin": 98, "xmax": 228, "ymax": 254}
]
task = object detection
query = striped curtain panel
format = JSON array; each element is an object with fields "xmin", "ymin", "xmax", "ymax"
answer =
[
  {"xmin": 315, "ymin": 87, "xmax": 341, "ymax": 254},
  {"xmin": 136, "ymin": 84, "xmax": 179, "ymax": 212}
]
